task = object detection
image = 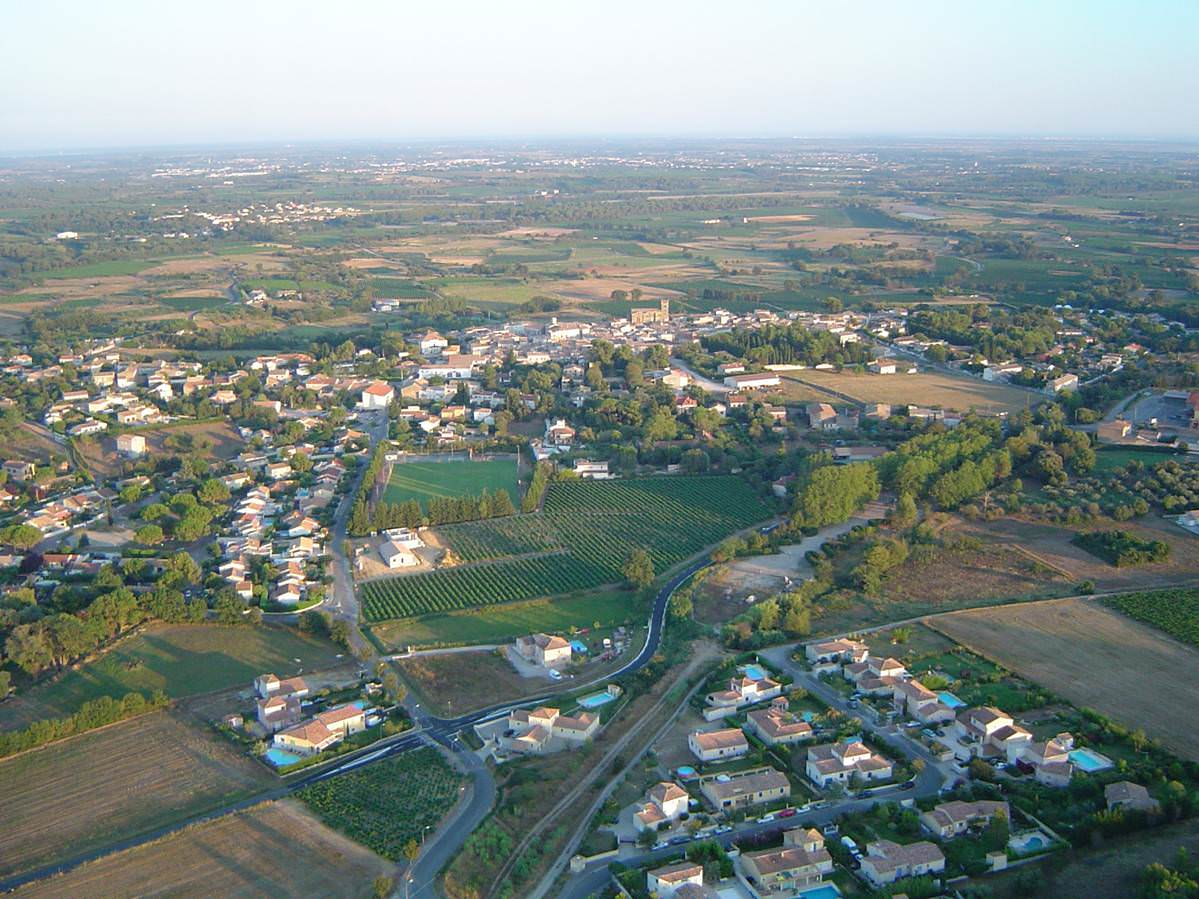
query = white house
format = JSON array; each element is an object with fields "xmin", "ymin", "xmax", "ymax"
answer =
[
  {"xmin": 688, "ymin": 727, "xmax": 749, "ymax": 762},
  {"xmin": 361, "ymin": 381, "xmax": 394, "ymax": 409},
  {"xmin": 381, "ymin": 540, "xmax": 418, "ymax": 569},
  {"xmin": 805, "ymin": 740, "xmax": 893, "ymax": 788},
  {"xmin": 646, "ymin": 862, "xmax": 704, "ymax": 898},
  {"xmin": 723, "ymin": 372, "xmax": 781, "ymax": 390},
  {"xmin": 858, "ymin": 840, "xmax": 945, "ymax": 887},
  {"xmin": 116, "ymin": 433, "xmax": 147, "ymax": 457}
]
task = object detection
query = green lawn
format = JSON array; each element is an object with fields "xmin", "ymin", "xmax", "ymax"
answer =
[
  {"xmin": 369, "ymin": 589, "xmax": 641, "ymax": 648},
  {"xmin": 1092, "ymin": 446, "xmax": 1181, "ymax": 473},
  {"xmin": 158, "ymin": 295, "xmax": 232, "ymax": 312},
  {"xmin": 382, "ymin": 458, "xmax": 519, "ymax": 508},
  {"xmin": 1, "ymin": 624, "xmax": 343, "ymax": 726},
  {"xmin": 48, "ymin": 259, "xmax": 160, "ymax": 278}
]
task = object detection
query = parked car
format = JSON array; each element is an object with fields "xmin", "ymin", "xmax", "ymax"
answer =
[
  {"xmin": 758, "ymin": 813, "xmax": 776, "ymax": 824},
  {"xmin": 669, "ymin": 835, "xmax": 691, "ymax": 845},
  {"xmin": 778, "ymin": 808, "xmax": 797, "ymax": 818},
  {"xmin": 652, "ymin": 840, "xmax": 668, "ymax": 851}
]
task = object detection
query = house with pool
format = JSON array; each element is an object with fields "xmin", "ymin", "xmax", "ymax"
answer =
[
  {"xmin": 805, "ymin": 637, "xmax": 869, "ymax": 672},
  {"xmin": 738, "ymin": 827, "xmax": 834, "ymax": 896},
  {"xmin": 950, "ymin": 706, "xmax": 1033, "ymax": 762},
  {"xmin": 703, "ymin": 668, "xmax": 782, "ymax": 719},
  {"xmin": 920, "ymin": 799, "xmax": 1010, "ymax": 840},
  {"xmin": 858, "ymin": 839, "xmax": 945, "ymax": 888},
  {"xmin": 745, "ymin": 697, "xmax": 814, "ymax": 747}
]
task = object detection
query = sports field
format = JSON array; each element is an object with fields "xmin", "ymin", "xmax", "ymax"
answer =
[
  {"xmin": 382, "ymin": 458, "xmax": 519, "ymax": 508},
  {"xmin": 930, "ymin": 597, "xmax": 1199, "ymax": 761}
]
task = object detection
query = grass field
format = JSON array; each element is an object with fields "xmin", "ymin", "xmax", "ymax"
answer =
[
  {"xmin": 0, "ymin": 711, "xmax": 274, "ymax": 878},
  {"xmin": 0, "ymin": 625, "xmax": 343, "ymax": 731},
  {"xmin": 296, "ymin": 746, "xmax": 462, "ymax": 861},
  {"xmin": 382, "ymin": 458, "xmax": 519, "ymax": 508},
  {"xmin": 17, "ymin": 799, "xmax": 390, "ymax": 899},
  {"xmin": 362, "ymin": 475, "xmax": 775, "ymax": 621},
  {"xmin": 157, "ymin": 294, "xmax": 232, "ymax": 312},
  {"xmin": 43, "ymin": 259, "xmax": 161, "ymax": 279},
  {"xmin": 930, "ymin": 598, "xmax": 1199, "ymax": 761},
  {"xmin": 371, "ymin": 589, "xmax": 641, "ymax": 649},
  {"xmin": 781, "ymin": 370, "xmax": 1035, "ymax": 414},
  {"xmin": 1092, "ymin": 446, "xmax": 1182, "ymax": 473}
]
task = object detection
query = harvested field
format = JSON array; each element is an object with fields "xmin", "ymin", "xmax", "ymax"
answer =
[
  {"xmin": 17, "ymin": 800, "xmax": 390, "ymax": 899},
  {"xmin": 930, "ymin": 598, "xmax": 1199, "ymax": 761},
  {"xmin": 746, "ymin": 214, "xmax": 814, "ymax": 223},
  {"xmin": 0, "ymin": 711, "xmax": 274, "ymax": 878},
  {"xmin": 781, "ymin": 370, "xmax": 1033, "ymax": 414}
]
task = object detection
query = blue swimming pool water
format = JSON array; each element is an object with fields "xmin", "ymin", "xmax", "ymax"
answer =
[
  {"xmin": 1069, "ymin": 747, "xmax": 1114, "ymax": 772},
  {"xmin": 742, "ymin": 663, "xmax": 768, "ymax": 680},
  {"xmin": 1010, "ymin": 832, "xmax": 1048, "ymax": 853},
  {"xmin": 571, "ymin": 640, "xmax": 588, "ymax": 654},
  {"xmin": 801, "ymin": 711, "xmax": 816, "ymax": 722},
  {"xmin": 796, "ymin": 884, "xmax": 841, "ymax": 899},
  {"xmin": 264, "ymin": 747, "xmax": 302, "ymax": 767},
  {"xmin": 352, "ymin": 699, "xmax": 368, "ymax": 710},
  {"xmin": 938, "ymin": 691, "xmax": 966, "ymax": 709},
  {"xmin": 578, "ymin": 691, "xmax": 616, "ymax": 709},
  {"xmin": 676, "ymin": 765, "xmax": 697, "ymax": 779}
]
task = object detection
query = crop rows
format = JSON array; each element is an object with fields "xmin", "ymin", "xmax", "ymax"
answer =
[
  {"xmin": 1105, "ymin": 588, "xmax": 1199, "ymax": 647},
  {"xmin": 361, "ymin": 475, "xmax": 775, "ymax": 621},
  {"xmin": 362, "ymin": 553, "xmax": 607, "ymax": 620},
  {"xmin": 295, "ymin": 747, "xmax": 461, "ymax": 860},
  {"xmin": 437, "ymin": 515, "xmax": 562, "ymax": 562}
]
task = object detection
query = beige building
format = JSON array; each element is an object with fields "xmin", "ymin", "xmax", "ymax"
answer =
[
  {"xmin": 740, "ymin": 827, "xmax": 833, "ymax": 894},
  {"xmin": 514, "ymin": 632, "xmax": 572, "ymax": 667},
  {"xmin": 745, "ymin": 698, "xmax": 814, "ymax": 747},
  {"xmin": 859, "ymin": 839, "xmax": 945, "ymax": 887},
  {"xmin": 635, "ymin": 781, "xmax": 691, "ymax": 832},
  {"xmin": 699, "ymin": 766, "xmax": 790, "ymax": 811},
  {"xmin": 688, "ymin": 727, "xmax": 749, "ymax": 762},
  {"xmin": 920, "ymin": 800, "xmax": 1009, "ymax": 839},
  {"xmin": 646, "ymin": 860, "xmax": 702, "ymax": 897},
  {"xmin": 805, "ymin": 740, "xmax": 893, "ymax": 789},
  {"xmin": 505, "ymin": 706, "xmax": 599, "ymax": 754}
]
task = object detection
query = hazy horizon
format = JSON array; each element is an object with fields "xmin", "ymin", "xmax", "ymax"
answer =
[{"xmin": 3, "ymin": 0, "xmax": 1197, "ymax": 152}]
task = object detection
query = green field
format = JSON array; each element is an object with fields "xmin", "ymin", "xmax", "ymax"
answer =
[
  {"xmin": 0, "ymin": 624, "xmax": 343, "ymax": 729},
  {"xmin": 382, "ymin": 458, "xmax": 519, "ymax": 508},
  {"xmin": 158, "ymin": 295, "xmax": 232, "ymax": 312},
  {"xmin": 1104, "ymin": 588, "xmax": 1199, "ymax": 647},
  {"xmin": 1092, "ymin": 446, "xmax": 1182, "ymax": 473},
  {"xmin": 296, "ymin": 747, "xmax": 462, "ymax": 860},
  {"xmin": 362, "ymin": 475, "xmax": 775, "ymax": 621},
  {"xmin": 371, "ymin": 589, "xmax": 639, "ymax": 648},
  {"xmin": 48, "ymin": 259, "xmax": 161, "ymax": 278}
]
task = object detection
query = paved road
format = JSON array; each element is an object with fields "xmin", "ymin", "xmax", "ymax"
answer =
[
  {"xmin": 670, "ymin": 357, "xmax": 730, "ymax": 394},
  {"xmin": 556, "ymin": 642, "xmax": 951, "ymax": 899},
  {"xmin": 0, "ymin": 523, "xmax": 710, "ymax": 895}
]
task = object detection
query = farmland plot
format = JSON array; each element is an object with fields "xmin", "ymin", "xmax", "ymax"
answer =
[{"xmin": 361, "ymin": 475, "xmax": 775, "ymax": 621}]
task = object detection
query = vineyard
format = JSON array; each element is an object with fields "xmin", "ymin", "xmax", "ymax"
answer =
[
  {"xmin": 362, "ymin": 475, "xmax": 775, "ymax": 621},
  {"xmin": 295, "ymin": 747, "xmax": 462, "ymax": 860},
  {"xmin": 1104, "ymin": 588, "xmax": 1199, "ymax": 647}
]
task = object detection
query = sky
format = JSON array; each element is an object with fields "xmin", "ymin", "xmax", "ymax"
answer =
[{"xmin": 2, "ymin": 0, "xmax": 1197, "ymax": 152}]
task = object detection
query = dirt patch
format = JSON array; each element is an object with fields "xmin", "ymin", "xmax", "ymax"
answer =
[
  {"xmin": 0, "ymin": 710, "xmax": 274, "ymax": 878},
  {"xmin": 496, "ymin": 227, "xmax": 577, "ymax": 239},
  {"xmin": 930, "ymin": 598, "xmax": 1199, "ymax": 761},
  {"xmin": 17, "ymin": 799, "xmax": 391, "ymax": 898}
]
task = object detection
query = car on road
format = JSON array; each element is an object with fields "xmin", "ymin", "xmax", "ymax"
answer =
[
  {"xmin": 652, "ymin": 840, "xmax": 668, "ymax": 851},
  {"xmin": 757, "ymin": 813, "xmax": 776, "ymax": 824},
  {"xmin": 669, "ymin": 835, "xmax": 691, "ymax": 845},
  {"xmin": 548, "ymin": 669, "xmax": 562, "ymax": 680},
  {"xmin": 716, "ymin": 825, "xmax": 734, "ymax": 834},
  {"xmin": 778, "ymin": 808, "xmax": 797, "ymax": 818}
]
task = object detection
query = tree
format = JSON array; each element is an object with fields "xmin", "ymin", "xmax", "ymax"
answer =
[
  {"xmin": 668, "ymin": 589, "xmax": 693, "ymax": 620},
  {"xmin": 197, "ymin": 478, "xmax": 230, "ymax": 504},
  {"xmin": 162, "ymin": 550, "xmax": 201, "ymax": 588},
  {"xmin": 791, "ymin": 462, "xmax": 880, "ymax": 529},
  {"xmin": 134, "ymin": 524, "xmax": 164, "ymax": 547},
  {"xmin": 621, "ymin": 549, "xmax": 654, "ymax": 590},
  {"xmin": 0, "ymin": 524, "xmax": 42, "ymax": 552},
  {"xmin": 893, "ymin": 493, "xmax": 917, "ymax": 528},
  {"xmin": 383, "ymin": 670, "xmax": 407, "ymax": 704}
]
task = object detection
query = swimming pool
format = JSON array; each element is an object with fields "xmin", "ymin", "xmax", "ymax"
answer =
[
  {"xmin": 264, "ymin": 747, "xmax": 303, "ymax": 768},
  {"xmin": 578, "ymin": 691, "xmax": 616, "ymax": 709},
  {"xmin": 796, "ymin": 884, "xmax": 841, "ymax": 899},
  {"xmin": 1009, "ymin": 831, "xmax": 1049, "ymax": 853},
  {"xmin": 801, "ymin": 711, "xmax": 816, "ymax": 723},
  {"xmin": 1069, "ymin": 747, "xmax": 1114, "ymax": 772},
  {"xmin": 937, "ymin": 691, "xmax": 965, "ymax": 709},
  {"xmin": 570, "ymin": 640, "xmax": 588, "ymax": 654},
  {"xmin": 676, "ymin": 765, "xmax": 698, "ymax": 779},
  {"xmin": 742, "ymin": 663, "xmax": 768, "ymax": 680}
]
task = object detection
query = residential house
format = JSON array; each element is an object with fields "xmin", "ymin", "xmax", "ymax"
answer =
[
  {"xmin": 646, "ymin": 862, "xmax": 704, "ymax": 898},
  {"xmin": 858, "ymin": 840, "xmax": 945, "ymax": 887},
  {"xmin": 381, "ymin": 540, "xmax": 418, "ymax": 569},
  {"xmin": 1105, "ymin": 781, "xmax": 1160, "ymax": 815},
  {"xmin": 635, "ymin": 781, "xmax": 691, "ymax": 833},
  {"xmin": 805, "ymin": 638, "xmax": 868, "ymax": 672},
  {"xmin": 745, "ymin": 698, "xmax": 814, "ymax": 747},
  {"xmin": 514, "ymin": 633, "xmax": 572, "ymax": 668},
  {"xmin": 892, "ymin": 679, "xmax": 956, "ymax": 724},
  {"xmin": 572, "ymin": 459, "xmax": 612, "ymax": 479},
  {"xmin": 689, "ymin": 728, "xmax": 750, "ymax": 762},
  {"xmin": 360, "ymin": 381, "xmax": 395, "ymax": 409},
  {"xmin": 544, "ymin": 418, "xmax": 576, "ymax": 447},
  {"xmin": 116, "ymin": 433, "xmax": 147, "ymax": 457},
  {"xmin": 505, "ymin": 706, "xmax": 600, "ymax": 754},
  {"xmin": 806, "ymin": 403, "xmax": 839, "ymax": 431},
  {"xmin": 920, "ymin": 800, "xmax": 1010, "ymax": 839},
  {"xmin": 740, "ymin": 828, "xmax": 833, "ymax": 894},
  {"xmin": 952, "ymin": 707, "xmax": 1032, "ymax": 761},
  {"xmin": 699, "ymin": 766, "xmax": 790, "ymax": 811},
  {"xmin": 256, "ymin": 693, "xmax": 302, "ymax": 733},
  {"xmin": 805, "ymin": 740, "xmax": 893, "ymax": 789},
  {"xmin": 704, "ymin": 673, "xmax": 782, "ymax": 715},
  {"xmin": 2, "ymin": 460, "xmax": 35, "ymax": 482}
]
